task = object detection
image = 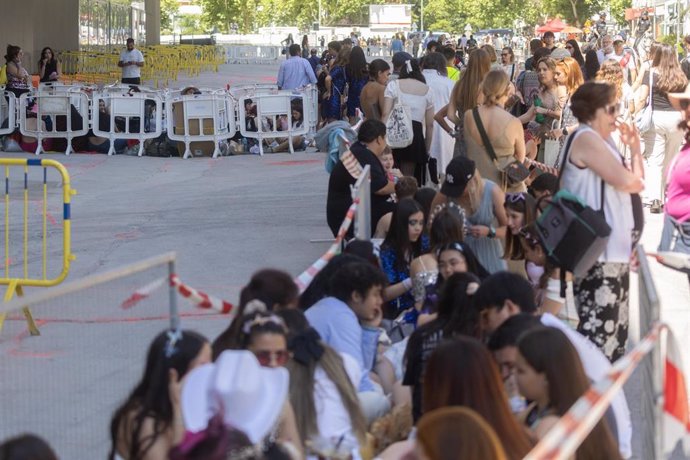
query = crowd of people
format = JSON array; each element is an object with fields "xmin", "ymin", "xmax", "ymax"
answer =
[{"xmin": 3, "ymin": 26, "xmax": 690, "ymax": 460}]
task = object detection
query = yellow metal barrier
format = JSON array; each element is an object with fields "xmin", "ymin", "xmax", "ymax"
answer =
[{"xmin": 0, "ymin": 159, "xmax": 76, "ymax": 335}]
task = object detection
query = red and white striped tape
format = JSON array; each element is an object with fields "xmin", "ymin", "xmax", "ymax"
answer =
[
  {"xmin": 525, "ymin": 323, "xmax": 690, "ymax": 459},
  {"xmin": 294, "ymin": 197, "xmax": 360, "ymax": 293},
  {"xmin": 120, "ymin": 277, "xmax": 167, "ymax": 309},
  {"xmin": 170, "ymin": 274, "xmax": 235, "ymax": 315}
]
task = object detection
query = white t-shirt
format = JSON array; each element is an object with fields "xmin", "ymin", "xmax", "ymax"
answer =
[
  {"xmin": 605, "ymin": 50, "xmax": 636, "ymax": 83},
  {"xmin": 119, "ymin": 48, "xmax": 145, "ymax": 79},
  {"xmin": 384, "ymin": 79, "xmax": 433, "ymax": 123}
]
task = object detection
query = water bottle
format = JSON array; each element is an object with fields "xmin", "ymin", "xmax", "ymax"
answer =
[{"xmin": 533, "ymin": 97, "xmax": 545, "ymax": 124}]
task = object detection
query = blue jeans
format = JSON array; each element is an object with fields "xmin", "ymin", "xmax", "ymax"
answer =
[{"xmin": 658, "ymin": 213, "xmax": 690, "ymax": 282}]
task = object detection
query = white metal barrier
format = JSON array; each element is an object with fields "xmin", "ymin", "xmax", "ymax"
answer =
[
  {"xmin": 226, "ymin": 45, "xmax": 281, "ymax": 64},
  {"xmin": 1, "ymin": 91, "xmax": 16, "ymax": 136},
  {"xmin": 92, "ymin": 90, "xmax": 163, "ymax": 156},
  {"xmin": 18, "ymin": 91, "xmax": 90, "ymax": 155},
  {"xmin": 165, "ymin": 90, "xmax": 235, "ymax": 159},
  {"xmin": 237, "ymin": 91, "xmax": 308, "ymax": 155}
]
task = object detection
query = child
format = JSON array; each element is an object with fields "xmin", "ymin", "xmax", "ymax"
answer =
[{"xmin": 380, "ymin": 147, "xmax": 402, "ymax": 183}]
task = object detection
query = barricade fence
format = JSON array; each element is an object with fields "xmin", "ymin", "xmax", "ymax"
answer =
[{"xmin": 1, "ymin": 84, "xmax": 318, "ymax": 159}]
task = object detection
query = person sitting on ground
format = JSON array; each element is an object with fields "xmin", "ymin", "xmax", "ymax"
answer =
[
  {"xmin": 212, "ymin": 268, "xmax": 298, "ymax": 358},
  {"xmin": 403, "ymin": 272, "xmax": 481, "ymax": 422},
  {"xmin": 0, "ymin": 434, "xmax": 58, "ymax": 460},
  {"xmin": 422, "ymin": 337, "xmax": 534, "ymax": 459},
  {"xmin": 475, "ymin": 271, "xmax": 633, "ymax": 457},
  {"xmin": 85, "ymin": 99, "xmax": 129, "ymax": 154},
  {"xmin": 269, "ymin": 100, "xmax": 307, "ymax": 153},
  {"xmin": 379, "ymin": 198, "xmax": 429, "ymax": 322},
  {"xmin": 326, "ymin": 119, "xmax": 395, "ymax": 238},
  {"xmin": 373, "ymin": 176, "xmax": 418, "ymax": 239},
  {"xmin": 304, "ymin": 260, "xmax": 391, "ymax": 423},
  {"xmin": 233, "ymin": 310, "xmax": 304, "ymax": 454},
  {"xmin": 109, "ymin": 329, "xmax": 211, "ymax": 460},
  {"xmin": 277, "ymin": 309, "xmax": 367, "ymax": 458},
  {"xmin": 38, "ymin": 47, "xmax": 61, "ymax": 83},
  {"xmin": 516, "ymin": 327, "xmax": 621, "ymax": 459}
]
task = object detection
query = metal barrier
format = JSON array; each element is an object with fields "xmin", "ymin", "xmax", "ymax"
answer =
[
  {"xmin": 18, "ymin": 91, "xmax": 90, "ymax": 155},
  {"xmin": 0, "ymin": 158, "xmax": 76, "ymax": 335},
  {"xmin": 237, "ymin": 90, "xmax": 308, "ymax": 155},
  {"xmin": 353, "ymin": 164, "xmax": 371, "ymax": 240},
  {"xmin": 226, "ymin": 45, "xmax": 281, "ymax": 64},
  {"xmin": 1, "ymin": 91, "xmax": 16, "ymax": 136},
  {"xmin": 165, "ymin": 90, "xmax": 236, "ymax": 159},
  {"xmin": 92, "ymin": 89, "xmax": 163, "ymax": 156}
]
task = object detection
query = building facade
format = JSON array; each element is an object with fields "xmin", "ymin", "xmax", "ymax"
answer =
[{"xmin": 0, "ymin": 0, "xmax": 160, "ymax": 73}]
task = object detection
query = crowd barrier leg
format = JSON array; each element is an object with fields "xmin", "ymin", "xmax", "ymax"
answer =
[{"xmin": 0, "ymin": 282, "xmax": 39, "ymax": 335}]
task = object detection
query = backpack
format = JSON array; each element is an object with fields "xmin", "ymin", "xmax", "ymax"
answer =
[
  {"xmin": 145, "ymin": 133, "xmax": 179, "ymax": 157},
  {"xmin": 535, "ymin": 131, "xmax": 612, "ymax": 281},
  {"xmin": 384, "ymin": 80, "xmax": 414, "ymax": 149}
]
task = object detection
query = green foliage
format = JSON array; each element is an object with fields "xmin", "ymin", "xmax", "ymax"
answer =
[
  {"xmin": 160, "ymin": 0, "xmax": 180, "ymax": 32},
  {"xmin": 608, "ymin": 0, "xmax": 631, "ymax": 25},
  {"xmin": 659, "ymin": 34, "xmax": 678, "ymax": 46}
]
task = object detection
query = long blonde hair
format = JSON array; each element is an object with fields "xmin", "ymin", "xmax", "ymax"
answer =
[
  {"xmin": 451, "ymin": 48, "xmax": 491, "ymax": 117},
  {"xmin": 481, "ymin": 69, "xmax": 511, "ymax": 106}
]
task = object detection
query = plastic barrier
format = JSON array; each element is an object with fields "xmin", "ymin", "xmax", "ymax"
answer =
[
  {"xmin": 92, "ymin": 88, "xmax": 163, "ymax": 156},
  {"xmin": 165, "ymin": 90, "xmax": 235, "ymax": 159},
  {"xmin": 18, "ymin": 91, "xmax": 90, "ymax": 155},
  {"xmin": 237, "ymin": 90, "xmax": 309, "ymax": 155},
  {"xmin": 0, "ymin": 158, "xmax": 75, "ymax": 335},
  {"xmin": 0, "ymin": 91, "xmax": 16, "ymax": 136}
]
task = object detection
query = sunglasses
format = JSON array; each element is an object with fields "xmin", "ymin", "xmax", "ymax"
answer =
[
  {"xmin": 253, "ymin": 350, "xmax": 290, "ymax": 367},
  {"xmin": 604, "ymin": 104, "xmax": 619, "ymax": 116},
  {"xmin": 565, "ymin": 45, "xmax": 573, "ymax": 49},
  {"xmin": 501, "ymin": 53, "xmax": 510, "ymax": 56}
]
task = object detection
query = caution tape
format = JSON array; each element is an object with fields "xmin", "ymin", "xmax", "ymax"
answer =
[
  {"xmin": 525, "ymin": 322, "xmax": 690, "ymax": 459},
  {"xmin": 169, "ymin": 274, "xmax": 235, "ymax": 315},
  {"xmin": 294, "ymin": 197, "xmax": 360, "ymax": 293},
  {"xmin": 120, "ymin": 277, "xmax": 167, "ymax": 309}
]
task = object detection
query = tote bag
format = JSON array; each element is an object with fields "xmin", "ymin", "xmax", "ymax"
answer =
[
  {"xmin": 635, "ymin": 70, "xmax": 654, "ymax": 133},
  {"xmin": 384, "ymin": 80, "xmax": 414, "ymax": 149}
]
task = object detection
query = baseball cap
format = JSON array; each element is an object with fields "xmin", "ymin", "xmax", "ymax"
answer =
[
  {"xmin": 441, "ymin": 157, "xmax": 475, "ymax": 198},
  {"xmin": 550, "ymin": 48, "xmax": 571, "ymax": 60},
  {"xmin": 392, "ymin": 51, "xmax": 413, "ymax": 69},
  {"xmin": 612, "ymin": 35, "xmax": 624, "ymax": 43}
]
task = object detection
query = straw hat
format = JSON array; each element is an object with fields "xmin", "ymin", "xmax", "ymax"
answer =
[
  {"xmin": 668, "ymin": 82, "xmax": 690, "ymax": 110},
  {"xmin": 181, "ymin": 350, "xmax": 289, "ymax": 444}
]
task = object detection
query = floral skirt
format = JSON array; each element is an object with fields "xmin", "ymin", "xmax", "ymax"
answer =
[{"xmin": 573, "ymin": 262, "xmax": 630, "ymax": 362}]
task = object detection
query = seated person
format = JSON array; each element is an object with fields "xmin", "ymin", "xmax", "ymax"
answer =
[
  {"xmin": 304, "ymin": 260, "xmax": 391, "ymax": 423},
  {"xmin": 269, "ymin": 100, "xmax": 307, "ymax": 153},
  {"xmin": 85, "ymin": 99, "xmax": 128, "ymax": 154}
]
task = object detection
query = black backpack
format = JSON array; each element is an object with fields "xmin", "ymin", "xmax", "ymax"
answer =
[{"xmin": 145, "ymin": 133, "xmax": 179, "ymax": 157}]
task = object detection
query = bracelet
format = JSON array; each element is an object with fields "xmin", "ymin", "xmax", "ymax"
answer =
[{"xmin": 402, "ymin": 278, "xmax": 412, "ymax": 290}]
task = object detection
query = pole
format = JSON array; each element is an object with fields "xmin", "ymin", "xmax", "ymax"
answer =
[
  {"xmin": 318, "ymin": 0, "xmax": 322, "ymax": 29},
  {"xmin": 168, "ymin": 260, "xmax": 180, "ymax": 332}
]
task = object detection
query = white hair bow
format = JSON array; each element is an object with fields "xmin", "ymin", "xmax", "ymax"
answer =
[{"xmin": 405, "ymin": 60, "xmax": 413, "ymax": 73}]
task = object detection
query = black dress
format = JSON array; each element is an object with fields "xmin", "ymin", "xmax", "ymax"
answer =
[
  {"xmin": 40, "ymin": 60, "xmax": 58, "ymax": 83},
  {"xmin": 392, "ymin": 120, "xmax": 427, "ymax": 186}
]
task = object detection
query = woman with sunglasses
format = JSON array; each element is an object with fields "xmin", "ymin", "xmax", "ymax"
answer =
[
  {"xmin": 564, "ymin": 40, "xmax": 585, "ymax": 75},
  {"xmin": 560, "ymin": 81, "xmax": 644, "ymax": 362},
  {"xmin": 500, "ymin": 47, "xmax": 518, "ymax": 83},
  {"xmin": 236, "ymin": 310, "xmax": 304, "ymax": 455}
]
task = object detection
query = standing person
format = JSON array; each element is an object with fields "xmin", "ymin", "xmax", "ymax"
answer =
[
  {"xmin": 465, "ymin": 69, "xmax": 527, "ymax": 193},
  {"xmin": 660, "ymin": 84, "xmax": 690, "ymax": 284},
  {"xmin": 608, "ymin": 35, "xmax": 637, "ymax": 85},
  {"xmin": 596, "ymin": 59, "xmax": 635, "ymax": 152},
  {"xmin": 596, "ymin": 35, "xmax": 614, "ymax": 65},
  {"xmin": 549, "ymin": 57, "xmax": 584, "ymax": 152},
  {"xmin": 381, "ymin": 59, "xmax": 435, "ymax": 186},
  {"xmin": 322, "ymin": 47, "xmax": 349, "ymax": 122},
  {"xmin": 326, "ymin": 119, "xmax": 395, "ymax": 237},
  {"xmin": 412, "ymin": 34, "xmax": 422, "ymax": 58},
  {"xmin": 301, "ymin": 34, "xmax": 310, "ymax": 58},
  {"xmin": 277, "ymin": 44, "xmax": 317, "ymax": 91},
  {"xmin": 307, "ymin": 48, "xmax": 321, "ymax": 76},
  {"xmin": 282, "ymin": 33, "xmax": 295, "ymax": 49},
  {"xmin": 542, "ymin": 31, "xmax": 556, "ymax": 52},
  {"xmin": 3, "ymin": 45, "xmax": 31, "ymax": 100},
  {"xmin": 389, "ymin": 34, "xmax": 404, "ymax": 56},
  {"xmin": 118, "ymin": 38, "xmax": 144, "ymax": 85},
  {"xmin": 560, "ymin": 82, "xmax": 645, "ymax": 361},
  {"xmin": 565, "ymin": 39, "xmax": 586, "ymax": 75},
  {"xmin": 439, "ymin": 48, "xmax": 491, "ymax": 158},
  {"xmin": 422, "ymin": 52, "xmax": 456, "ymax": 181},
  {"xmin": 681, "ymin": 35, "xmax": 690, "ymax": 80},
  {"xmin": 359, "ymin": 59, "xmax": 390, "ymax": 120},
  {"xmin": 638, "ymin": 44, "xmax": 688, "ymax": 212},
  {"xmin": 500, "ymin": 47, "xmax": 518, "ymax": 83},
  {"xmin": 441, "ymin": 46, "xmax": 460, "ymax": 82},
  {"xmin": 584, "ymin": 48, "xmax": 601, "ymax": 81},
  {"xmin": 346, "ymin": 47, "xmax": 369, "ymax": 124},
  {"xmin": 523, "ymin": 39, "xmax": 544, "ymax": 75},
  {"xmin": 38, "ymin": 47, "xmax": 61, "ymax": 83}
]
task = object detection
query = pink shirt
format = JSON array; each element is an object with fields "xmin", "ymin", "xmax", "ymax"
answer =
[{"xmin": 666, "ymin": 145, "xmax": 690, "ymax": 222}]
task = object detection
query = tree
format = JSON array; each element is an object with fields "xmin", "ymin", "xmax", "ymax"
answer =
[{"xmin": 160, "ymin": 0, "xmax": 179, "ymax": 32}]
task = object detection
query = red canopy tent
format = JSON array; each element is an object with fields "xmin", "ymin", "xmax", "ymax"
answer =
[{"xmin": 536, "ymin": 18, "xmax": 568, "ymax": 33}]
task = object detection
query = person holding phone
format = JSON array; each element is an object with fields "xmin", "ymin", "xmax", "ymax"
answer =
[{"xmin": 118, "ymin": 38, "xmax": 145, "ymax": 85}]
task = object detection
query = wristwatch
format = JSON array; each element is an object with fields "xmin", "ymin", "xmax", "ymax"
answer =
[
  {"xmin": 562, "ymin": 127, "xmax": 568, "ymax": 136},
  {"xmin": 488, "ymin": 225, "xmax": 496, "ymax": 239}
]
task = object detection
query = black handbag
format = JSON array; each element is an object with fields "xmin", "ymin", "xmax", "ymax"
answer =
[{"xmin": 472, "ymin": 108, "xmax": 529, "ymax": 189}]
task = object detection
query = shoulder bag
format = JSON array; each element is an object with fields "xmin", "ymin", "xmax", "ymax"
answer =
[
  {"xmin": 385, "ymin": 80, "xmax": 414, "ymax": 149},
  {"xmin": 472, "ymin": 107, "xmax": 529, "ymax": 190},
  {"xmin": 635, "ymin": 70, "xmax": 654, "ymax": 133},
  {"xmin": 536, "ymin": 130, "xmax": 611, "ymax": 281}
]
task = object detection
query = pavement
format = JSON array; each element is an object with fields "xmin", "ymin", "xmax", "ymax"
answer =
[{"xmin": 0, "ymin": 61, "xmax": 689, "ymax": 459}]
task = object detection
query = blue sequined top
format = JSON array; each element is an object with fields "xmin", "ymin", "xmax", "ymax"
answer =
[{"xmin": 380, "ymin": 235, "xmax": 430, "ymax": 319}]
